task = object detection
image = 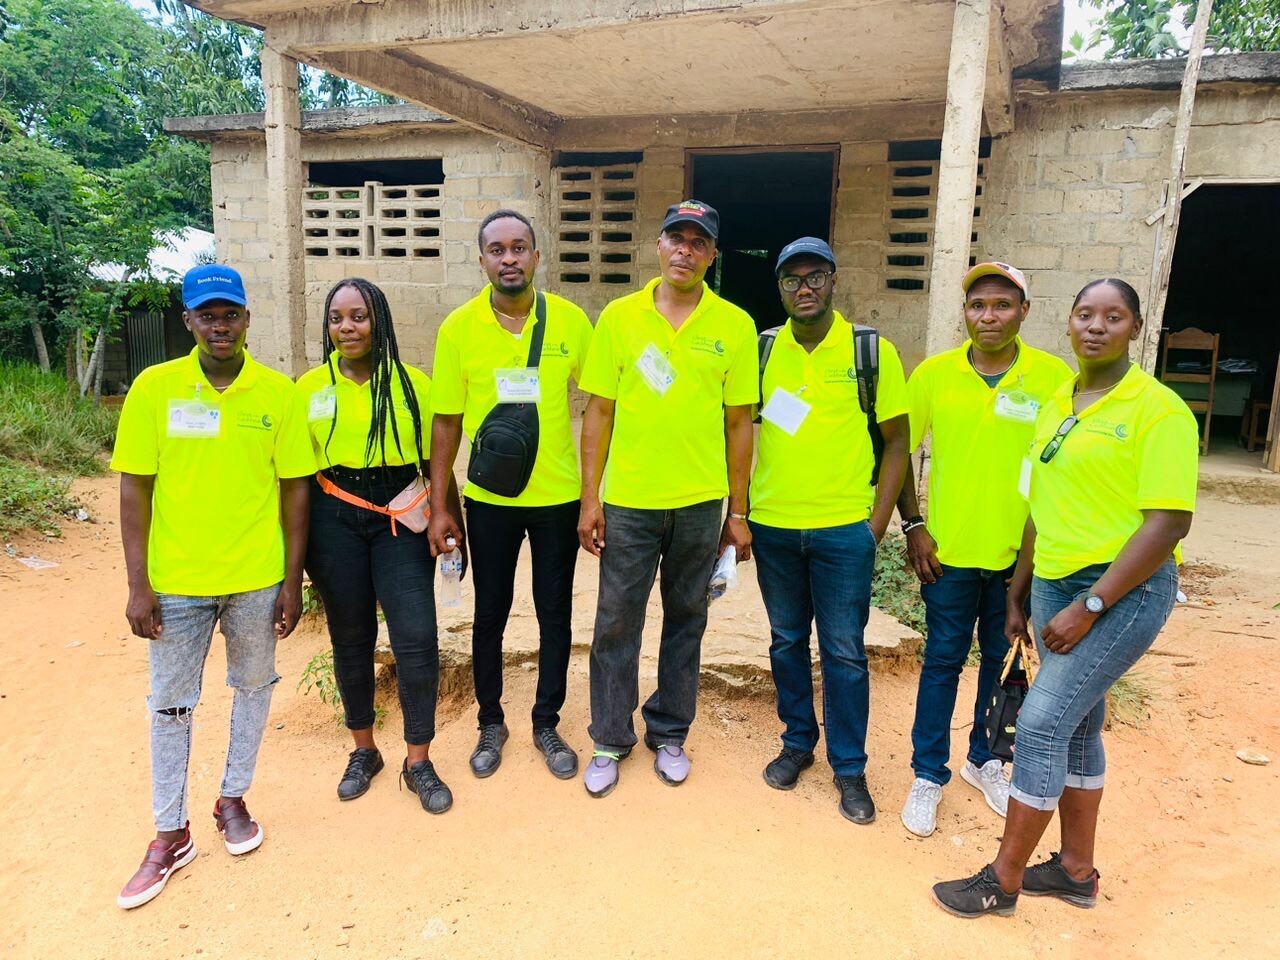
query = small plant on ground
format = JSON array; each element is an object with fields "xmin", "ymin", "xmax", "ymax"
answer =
[
  {"xmin": 0, "ymin": 459, "xmax": 80, "ymax": 538},
  {"xmin": 1107, "ymin": 670, "xmax": 1155, "ymax": 728},
  {"xmin": 872, "ymin": 533, "xmax": 927, "ymax": 638},
  {"xmin": 297, "ymin": 647, "xmax": 385, "ymax": 728}
]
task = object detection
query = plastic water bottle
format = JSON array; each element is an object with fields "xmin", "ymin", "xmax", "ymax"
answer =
[
  {"xmin": 707, "ymin": 545, "xmax": 738, "ymax": 603},
  {"xmin": 439, "ymin": 537, "xmax": 462, "ymax": 608}
]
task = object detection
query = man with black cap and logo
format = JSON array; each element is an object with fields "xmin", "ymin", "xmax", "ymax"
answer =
[
  {"xmin": 577, "ymin": 200, "xmax": 758, "ymax": 798},
  {"xmin": 112, "ymin": 264, "xmax": 314, "ymax": 908},
  {"xmin": 898, "ymin": 262, "xmax": 1072, "ymax": 839},
  {"xmin": 750, "ymin": 237, "xmax": 910, "ymax": 825}
]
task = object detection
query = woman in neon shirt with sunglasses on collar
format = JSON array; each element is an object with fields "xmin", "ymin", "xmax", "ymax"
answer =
[{"xmin": 933, "ymin": 278, "xmax": 1198, "ymax": 919}]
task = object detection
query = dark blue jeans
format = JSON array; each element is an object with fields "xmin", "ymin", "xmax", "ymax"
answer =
[
  {"xmin": 588, "ymin": 500, "xmax": 723, "ymax": 752},
  {"xmin": 910, "ymin": 564, "xmax": 1013, "ymax": 785},
  {"xmin": 750, "ymin": 519, "xmax": 876, "ymax": 777}
]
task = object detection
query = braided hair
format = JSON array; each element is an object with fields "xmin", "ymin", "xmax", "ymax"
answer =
[{"xmin": 318, "ymin": 278, "xmax": 426, "ymax": 472}]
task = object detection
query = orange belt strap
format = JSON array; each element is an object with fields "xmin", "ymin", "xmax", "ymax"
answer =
[{"xmin": 314, "ymin": 471, "xmax": 430, "ymax": 536}]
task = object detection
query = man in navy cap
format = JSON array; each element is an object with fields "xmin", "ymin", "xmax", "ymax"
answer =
[
  {"xmin": 748, "ymin": 237, "xmax": 910, "ymax": 823},
  {"xmin": 112, "ymin": 264, "xmax": 314, "ymax": 908},
  {"xmin": 577, "ymin": 200, "xmax": 758, "ymax": 797}
]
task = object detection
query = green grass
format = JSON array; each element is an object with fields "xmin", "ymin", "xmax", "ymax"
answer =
[
  {"xmin": 0, "ymin": 362, "xmax": 118, "ymax": 537},
  {"xmin": 872, "ymin": 533, "xmax": 928, "ymax": 638},
  {"xmin": 0, "ymin": 362, "xmax": 118, "ymax": 474}
]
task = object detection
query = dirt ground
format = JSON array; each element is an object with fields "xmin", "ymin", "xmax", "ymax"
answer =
[{"xmin": 2, "ymin": 473, "xmax": 1277, "ymax": 960}]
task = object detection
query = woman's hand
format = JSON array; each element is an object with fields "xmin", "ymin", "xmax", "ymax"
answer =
[
  {"xmin": 1040, "ymin": 599, "xmax": 1098, "ymax": 654},
  {"xmin": 1003, "ymin": 598, "xmax": 1029, "ymax": 648}
]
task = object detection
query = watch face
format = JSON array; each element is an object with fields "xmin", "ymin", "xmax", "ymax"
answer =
[{"xmin": 1085, "ymin": 595, "xmax": 1105, "ymax": 614}]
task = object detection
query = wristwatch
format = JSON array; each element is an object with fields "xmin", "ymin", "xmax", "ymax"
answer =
[
  {"xmin": 1083, "ymin": 593, "xmax": 1107, "ymax": 615},
  {"xmin": 901, "ymin": 515, "xmax": 925, "ymax": 534}
]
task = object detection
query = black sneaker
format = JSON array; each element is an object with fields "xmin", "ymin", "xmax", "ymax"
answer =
[
  {"xmin": 470, "ymin": 723, "xmax": 509, "ymax": 778},
  {"xmin": 337, "ymin": 747, "xmax": 384, "ymax": 801},
  {"xmin": 1023, "ymin": 852, "xmax": 1099, "ymax": 908},
  {"xmin": 533, "ymin": 727, "xmax": 579, "ymax": 780},
  {"xmin": 833, "ymin": 773, "xmax": 876, "ymax": 824},
  {"xmin": 932, "ymin": 865, "xmax": 1019, "ymax": 919},
  {"xmin": 763, "ymin": 748, "xmax": 815, "ymax": 790},
  {"xmin": 400, "ymin": 759, "xmax": 453, "ymax": 814}
]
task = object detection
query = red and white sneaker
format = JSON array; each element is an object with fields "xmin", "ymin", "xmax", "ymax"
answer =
[
  {"xmin": 117, "ymin": 825, "xmax": 197, "ymax": 909},
  {"xmin": 212, "ymin": 797, "xmax": 264, "ymax": 855}
]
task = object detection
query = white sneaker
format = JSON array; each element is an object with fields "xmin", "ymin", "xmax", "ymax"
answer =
[
  {"xmin": 901, "ymin": 777, "xmax": 943, "ymax": 837},
  {"xmin": 961, "ymin": 759, "xmax": 1009, "ymax": 817}
]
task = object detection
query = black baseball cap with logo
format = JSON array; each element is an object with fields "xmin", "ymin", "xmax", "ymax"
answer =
[{"xmin": 660, "ymin": 200, "xmax": 720, "ymax": 242}]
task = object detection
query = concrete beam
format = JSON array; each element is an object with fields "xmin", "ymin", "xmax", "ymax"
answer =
[
  {"xmin": 164, "ymin": 104, "xmax": 455, "ymax": 141},
  {"xmin": 304, "ymin": 49, "xmax": 559, "ymax": 148},
  {"xmin": 260, "ymin": 42, "xmax": 308, "ymax": 375},
  {"xmin": 925, "ymin": 0, "xmax": 990, "ymax": 358},
  {"xmin": 984, "ymin": 2, "xmax": 1015, "ymax": 135},
  {"xmin": 266, "ymin": 0, "xmax": 824, "ymax": 55},
  {"xmin": 559, "ymin": 100, "xmax": 948, "ymax": 150},
  {"xmin": 1061, "ymin": 51, "xmax": 1280, "ymax": 91}
]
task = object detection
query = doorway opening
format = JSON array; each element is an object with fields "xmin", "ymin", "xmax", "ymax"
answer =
[
  {"xmin": 686, "ymin": 147, "xmax": 837, "ymax": 330},
  {"xmin": 1163, "ymin": 183, "xmax": 1280, "ymax": 464}
]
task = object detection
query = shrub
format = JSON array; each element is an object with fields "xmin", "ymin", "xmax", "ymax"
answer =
[
  {"xmin": 0, "ymin": 362, "xmax": 118, "ymax": 474},
  {"xmin": 0, "ymin": 458, "xmax": 79, "ymax": 537},
  {"xmin": 872, "ymin": 533, "xmax": 927, "ymax": 638}
]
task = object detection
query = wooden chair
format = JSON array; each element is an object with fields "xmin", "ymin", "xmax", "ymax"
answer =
[
  {"xmin": 1159, "ymin": 327, "xmax": 1220, "ymax": 456},
  {"xmin": 1240, "ymin": 392, "xmax": 1272, "ymax": 453}
]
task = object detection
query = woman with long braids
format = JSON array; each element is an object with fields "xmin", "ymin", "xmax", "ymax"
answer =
[
  {"xmin": 294, "ymin": 278, "xmax": 464, "ymax": 814},
  {"xmin": 933, "ymin": 278, "xmax": 1198, "ymax": 918}
]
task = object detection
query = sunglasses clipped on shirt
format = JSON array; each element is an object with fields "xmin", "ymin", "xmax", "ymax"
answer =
[{"xmin": 1039, "ymin": 415, "xmax": 1079, "ymax": 463}]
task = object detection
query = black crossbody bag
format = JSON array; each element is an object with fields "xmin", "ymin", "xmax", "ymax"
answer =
[{"xmin": 466, "ymin": 292, "xmax": 545, "ymax": 498}]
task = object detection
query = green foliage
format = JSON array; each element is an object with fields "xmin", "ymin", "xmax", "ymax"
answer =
[
  {"xmin": 297, "ymin": 647, "xmax": 385, "ymax": 729},
  {"xmin": 1077, "ymin": 1, "xmax": 1280, "ymax": 59},
  {"xmin": 0, "ymin": 362, "xmax": 117, "ymax": 473},
  {"xmin": 871, "ymin": 534, "xmax": 928, "ymax": 638},
  {"xmin": 0, "ymin": 458, "xmax": 77, "ymax": 537},
  {"xmin": 301, "ymin": 580, "xmax": 325, "ymax": 618}
]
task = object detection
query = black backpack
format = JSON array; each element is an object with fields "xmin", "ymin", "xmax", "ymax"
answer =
[
  {"xmin": 467, "ymin": 292, "xmax": 545, "ymax": 499},
  {"xmin": 757, "ymin": 321, "xmax": 884, "ymax": 486}
]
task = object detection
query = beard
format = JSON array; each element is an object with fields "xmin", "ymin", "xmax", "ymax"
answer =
[{"xmin": 494, "ymin": 271, "xmax": 531, "ymax": 296}]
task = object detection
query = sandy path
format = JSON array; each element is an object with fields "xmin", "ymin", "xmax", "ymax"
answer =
[{"xmin": 1, "ymin": 475, "xmax": 1277, "ymax": 959}]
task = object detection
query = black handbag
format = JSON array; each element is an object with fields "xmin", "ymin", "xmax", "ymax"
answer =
[
  {"xmin": 466, "ymin": 292, "xmax": 545, "ymax": 499},
  {"xmin": 983, "ymin": 634, "xmax": 1037, "ymax": 762}
]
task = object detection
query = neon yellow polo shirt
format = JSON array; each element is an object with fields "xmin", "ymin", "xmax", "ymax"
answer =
[
  {"xmin": 110, "ymin": 348, "xmax": 315, "ymax": 596},
  {"xmin": 431, "ymin": 287, "xmax": 593, "ymax": 506},
  {"xmin": 750, "ymin": 314, "xmax": 908, "ymax": 528},
  {"xmin": 1029, "ymin": 364, "xmax": 1198, "ymax": 580},
  {"xmin": 579, "ymin": 277, "xmax": 758, "ymax": 509},
  {"xmin": 295, "ymin": 355, "xmax": 432, "ymax": 469},
  {"xmin": 908, "ymin": 339, "xmax": 1073, "ymax": 569}
]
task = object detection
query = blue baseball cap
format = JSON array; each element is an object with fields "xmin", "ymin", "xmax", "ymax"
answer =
[
  {"xmin": 776, "ymin": 237, "xmax": 836, "ymax": 275},
  {"xmin": 182, "ymin": 264, "xmax": 248, "ymax": 310}
]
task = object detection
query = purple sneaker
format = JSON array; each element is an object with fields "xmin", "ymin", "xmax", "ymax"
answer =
[
  {"xmin": 653, "ymin": 744, "xmax": 690, "ymax": 786},
  {"xmin": 583, "ymin": 752, "xmax": 621, "ymax": 798}
]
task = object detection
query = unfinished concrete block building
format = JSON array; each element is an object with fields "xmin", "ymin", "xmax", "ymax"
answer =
[{"xmin": 167, "ymin": 1, "xmax": 1280, "ymax": 464}]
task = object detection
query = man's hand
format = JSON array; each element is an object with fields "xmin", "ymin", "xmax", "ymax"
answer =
[
  {"xmin": 578, "ymin": 495, "xmax": 605, "ymax": 557},
  {"xmin": 719, "ymin": 516, "xmax": 751, "ymax": 562},
  {"xmin": 126, "ymin": 584, "xmax": 163, "ymax": 640},
  {"xmin": 1040, "ymin": 599, "xmax": 1097, "ymax": 654},
  {"xmin": 905, "ymin": 526, "xmax": 944, "ymax": 584},
  {"xmin": 275, "ymin": 579, "xmax": 303, "ymax": 639},
  {"xmin": 1003, "ymin": 598, "xmax": 1029, "ymax": 648},
  {"xmin": 428, "ymin": 509, "xmax": 464, "ymax": 560}
]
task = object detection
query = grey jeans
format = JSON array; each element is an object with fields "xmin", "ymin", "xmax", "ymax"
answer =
[
  {"xmin": 588, "ymin": 500, "xmax": 722, "ymax": 752},
  {"xmin": 148, "ymin": 584, "xmax": 281, "ymax": 831}
]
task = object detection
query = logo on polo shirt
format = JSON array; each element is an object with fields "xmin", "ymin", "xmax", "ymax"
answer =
[
  {"xmin": 690, "ymin": 335, "xmax": 726, "ymax": 357},
  {"xmin": 541, "ymin": 341, "xmax": 571, "ymax": 359},
  {"xmin": 236, "ymin": 411, "xmax": 274, "ymax": 431},
  {"xmin": 822, "ymin": 366, "xmax": 858, "ymax": 385},
  {"xmin": 1115, "ymin": 423, "xmax": 1129, "ymax": 439}
]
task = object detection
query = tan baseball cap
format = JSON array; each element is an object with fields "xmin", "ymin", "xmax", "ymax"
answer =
[{"xmin": 963, "ymin": 261, "xmax": 1029, "ymax": 299}]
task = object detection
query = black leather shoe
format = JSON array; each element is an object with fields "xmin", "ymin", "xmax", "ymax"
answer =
[
  {"xmin": 763, "ymin": 747, "xmax": 815, "ymax": 790},
  {"xmin": 400, "ymin": 759, "xmax": 453, "ymax": 814},
  {"xmin": 337, "ymin": 748, "xmax": 384, "ymax": 801},
  {"xmin": 470, "ymin": 723, "xmax": 509, "ymax": 778},
  {"xmin": 533, "ymin": 727, "xmax": 579, "ymax": 779},
  {"xmin": 834, "ymin": 773, "xmax": 876, "ymax": 824}
]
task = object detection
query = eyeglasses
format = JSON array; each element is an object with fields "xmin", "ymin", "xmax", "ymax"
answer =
[
  {"xmin": 779, "ymin": 272, "xmax": 833, "ymax": 292},
  {"xmin": 1039, "ymin": 415, "xmax": 1079, "ymax": 463}
]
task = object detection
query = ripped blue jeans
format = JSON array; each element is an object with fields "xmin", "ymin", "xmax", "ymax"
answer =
[{"xmin": 148, "ymin": 584, "xmax": 281, "ymax": 831}]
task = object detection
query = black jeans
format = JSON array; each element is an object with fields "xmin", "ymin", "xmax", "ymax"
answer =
[
  {"xmin": 464, "ymin": 498, "xmax": 579, "ymax": 730},
  {"xmin": 588, "ymin": 499, "xmax": 723, "ymax": 751},
  {"xmin": 306, "ymin": 465, "xmax": 439, "ymax": 745}
]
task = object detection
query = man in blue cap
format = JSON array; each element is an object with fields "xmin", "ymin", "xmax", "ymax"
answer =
[
  {"xmin": 748, "ymin": 237, "xmax": 910, "ymax": 823},
  {"xmin": 112, "ymin": 264, "xmax": 314, "ymax": 908}
]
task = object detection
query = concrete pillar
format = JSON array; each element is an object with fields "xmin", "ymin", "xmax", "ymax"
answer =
[
  {"xmin": 925, "ymin": 0, "xmax": 991, "ymax": 357},
  {"xmin": 262, "ymin": 43, "xmax": 307, "ymax": 375}
]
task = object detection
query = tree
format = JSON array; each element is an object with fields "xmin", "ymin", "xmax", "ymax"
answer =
[{"xmin": 1072, "ymin": 0, "xmax": 1280, "ymax": 59}]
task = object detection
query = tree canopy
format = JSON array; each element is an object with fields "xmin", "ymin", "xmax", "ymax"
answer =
[{"xmin": 1068, "ymin": 0, "xmax": 1280, "ymax": 60}]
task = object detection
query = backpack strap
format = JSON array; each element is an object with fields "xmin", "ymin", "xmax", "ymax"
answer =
[
  {"xmin": 755, "ymin": 325, "xmax": 783, "ymax": 423},
  {"xmin": 526, "ymin": 291, "xmax": 547, "ymax": 368},
  {"xmin": 853, "ymin": 324, "xmax": 884, "ymax": 486}
]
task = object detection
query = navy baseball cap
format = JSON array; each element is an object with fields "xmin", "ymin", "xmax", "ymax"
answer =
[
  {"xmin": 776, "ymin": 237, "xmax": 836, "ymax": 275},
  {"xmin": 660, "ymin": 200, "xmax": 720, "ymax": 242},
  {"xmin": 182, "ymin": 264, "xmax": 248, "ymax": 310}
]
